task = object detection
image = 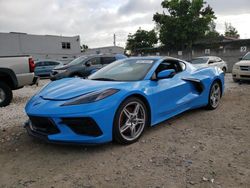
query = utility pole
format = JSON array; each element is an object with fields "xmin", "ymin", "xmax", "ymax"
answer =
[{"xmin": 113, "ymin": 33, "xmax": 116, "ymax": 46}]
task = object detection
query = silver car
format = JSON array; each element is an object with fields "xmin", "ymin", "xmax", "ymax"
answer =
[
  {"xmin": 232, "ymin": 52, "xmax": 250, "ymax": 82},
  {"xmin": 190, "ymin": 56, "xmax": 228, "ymax": 73}
]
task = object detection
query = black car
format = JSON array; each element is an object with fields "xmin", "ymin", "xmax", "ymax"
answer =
[{"xmin": 50, "ymin": 54, "xmax": 127, "ymax": 80}]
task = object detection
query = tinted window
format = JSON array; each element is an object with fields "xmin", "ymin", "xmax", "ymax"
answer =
[
  {"xmin": 243, "ymin": 53, "xmax": 250, "ymax": 60},
  {"xmin": 215, "ymin": 58, "xmax": 222, "ymax": 62},
  {"xmin": 43, "ymin": 62, "xmax": 50, "ymax": 66},
  {"xmin": 101, "ymin": 57, "xmax": 116, "ymax": 64},
  {"xmin": 87, "ymin": 57, "xmax": 101, "ymax": 65},
  {"xmin": 68, "ymin": 56, "xmax": 88, "ymax": 66},
  {"xmin": 49, "ymin": 61, "xmax": 60, "ymax": 66},
  {"xmin": 35, "ymin": 62, "xmax": 43, "ymax": 67},
  {"xmin": 156, "ymin": 60, "xmax": 184, "ymax": 75}
]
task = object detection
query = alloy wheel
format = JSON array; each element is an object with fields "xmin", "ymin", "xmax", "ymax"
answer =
[
  {"xmin": 210, "ymin": 83, "xmax": 221, "ymax": 108},
  {"xmin": 118, "ymin": 101, "xmax": 146, "ymax": 141}
]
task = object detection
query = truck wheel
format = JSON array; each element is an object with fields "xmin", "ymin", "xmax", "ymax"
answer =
[{"xmin": 0, "ymin": 81, "xmax": 13, "ymax": 107}]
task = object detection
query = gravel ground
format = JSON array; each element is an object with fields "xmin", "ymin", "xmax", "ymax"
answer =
[{"xmin": 0, "ymin": 75, "xmax": 249, "ymax": 188}]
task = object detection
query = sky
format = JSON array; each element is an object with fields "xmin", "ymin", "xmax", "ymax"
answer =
[{"xmin": 0, "ymin": 0, "xmax": 249, "ymax": 48}]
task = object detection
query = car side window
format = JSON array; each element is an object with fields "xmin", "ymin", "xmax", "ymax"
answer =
[
  {"xmin": 208, "ymin": 60, "xmax": 215, "ymax": 64},
  {"xmin": 43, "ymin": 62, "xmax": 50, "ymax": 66},
  {"xmin": 87, "ymin": 57, "xmax": 101, "ymax": 65},
  {"xmin": 101, "ymin": 57, "xmax": 116, "ymax": 65},
  {"xmin": 155, "ymin": 60, "xmax": 184, "ymax": 75},
  {"xmin": 49, "ymin": 62, "xmax": 59, "ymax": 66},
  {"xmin": 216, "ymin": 58, "xmax": 222, "ymax": 62},
  {"xmin": 35, "ymin": 62, "xmax": 42, "ymax": 67}
]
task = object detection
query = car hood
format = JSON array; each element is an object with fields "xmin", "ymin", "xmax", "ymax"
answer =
[
  {"xmin": 39, "ymin": 78, "xmax": 128, "ymax": 100},
  {"xmin": 235, "ymin": 60, "xmax": 250, "ymax": 66},
  {"xmin": 192, "ymin": 64, "xmax": 208, "ymax": 69},
  {"xmin": 53, "ymin": 64, "xmax": 73, "ymax": 70}
]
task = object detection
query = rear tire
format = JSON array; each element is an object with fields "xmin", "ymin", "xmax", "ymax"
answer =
[
  {"xmin": 222, "ymin": 67, "xmax": 226, "ymax": 73},
  {"xmin": 0, "ymin": 81, "xmax": 13, "ymax": 107},
  {"xmin": 233, "ymin": 78, "xmax": 239, "ymax": 82},
  {"xmin": 206, "ymin": 81, "xmax": 221, "ymax": 110},
  {"xmin": 113, "ymin": 97, "xmax": 149, "ymax": 144}
]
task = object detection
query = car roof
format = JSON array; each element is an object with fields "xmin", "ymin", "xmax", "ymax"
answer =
[
  {"xmin": 80, "ymin": 54, "xmax": 125, "ymax": 58},
  {"xmin": 129, "ymin": 56, "xmax": 181, "ymax": 60},
  {"xmin": 194, "ymin": 56, "xmax": 220, "ymax": 59},
  {"xmin": 35, "ymin": 60, "xmax": 62, "ymax": 63}
]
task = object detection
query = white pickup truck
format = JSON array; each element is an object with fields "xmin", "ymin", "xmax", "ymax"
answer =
[{"xmin": 0, "ymin": 55, "xmax": 39, "ymax": 107}]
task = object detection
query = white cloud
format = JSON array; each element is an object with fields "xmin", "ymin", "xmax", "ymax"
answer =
[{"xmin": 216, "ymin": 14, "xmax": 250, "ymax": 38}]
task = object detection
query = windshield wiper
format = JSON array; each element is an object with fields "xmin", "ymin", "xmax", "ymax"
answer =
[{"xmin": 91, "ymin": 78, "xmax": 117, "ymax": 81}]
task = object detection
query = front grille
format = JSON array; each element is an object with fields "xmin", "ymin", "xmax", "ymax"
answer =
[
  {"xmin": 240, "ymin": 66, "xmax": 250, "ymax": 71},
  {"xmin": 29, "ymin": 116, "xmax": 60, "ymax": 135},
  {"xmin": 240, "ymin": 75, "xmax": 250, "ymax": 78},
  {"xmin": 61, "ymin": 117, "xmax": 102, "ymax": 137}
]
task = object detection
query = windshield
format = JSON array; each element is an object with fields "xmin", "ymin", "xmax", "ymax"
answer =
[
  {"xmin": 67, "ymin": 56, "xmax": 88, "ymax": 66},
  {"xmin": 190, "ymin": 58, "xmax": 209, "ymax": 64},
  {"xmin": 88, "ymin": 59, "xmax": 156, "ymax": 81},
  {"xmin": 242, "ymin": 53, "xmax": 250, "ymax": 60}
]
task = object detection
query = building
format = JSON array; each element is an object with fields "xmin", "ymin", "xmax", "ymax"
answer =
[
  {"xmin": 0, "ymin": 32, "xmax": 81, "ymax": 63},
  {"xmin": 83, "ymin": 46, "xmax": 124, "ymax": 55}
]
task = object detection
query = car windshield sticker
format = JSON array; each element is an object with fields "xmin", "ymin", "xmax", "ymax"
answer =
[{"xmin": 136, "ymin": 60, "xmax": 154, "ymax": 64}]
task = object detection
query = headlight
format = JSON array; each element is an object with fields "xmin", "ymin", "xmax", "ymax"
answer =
[
  {"xmin": 56, "ymin": 69, "xmax": 67, "ymax": 74},
  {"xmin": 61, "ymin": 89, "xmax": 120, "ymax": 106},
  {"xmin": 233, "ymin": 65, "xmax": 240, "ymax": 70}
]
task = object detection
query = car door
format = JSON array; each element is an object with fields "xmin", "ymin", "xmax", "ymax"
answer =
[
  {"xmin": 84, "ymin": 57, "xmax": 102, "ymax": 76},
  {"xmin": 34, "ymin": 62, "xmax": 46, "ymax": 75},
  {"xmin": 151, "ymin": 60, "xmax": 200, "ymax": 120}
]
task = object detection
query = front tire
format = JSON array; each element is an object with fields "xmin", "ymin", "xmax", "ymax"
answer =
[
  {"xmin": 113, "ymin": 97, "xmax": 149, "ymax": 144},
  {"xmin": 233, "ymin": 78, "xmax": 239, "ymax": 82},
  {"xmin": 222, "ymin": 67, "xmax": 226, "ymax": 73},
  {"xmin": 206, "ymin": 81, "xmax": 221, "ymax": 110},
  {"xmin": 0, "ymin": 81, "xmax": 13, "ymax": 107}
]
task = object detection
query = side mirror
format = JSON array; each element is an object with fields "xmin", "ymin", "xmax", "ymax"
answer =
[
  {"xmin": 85, "ymin": 61, "xmax": 91, "ymax": 67},
  {"xmin": 239, "ymin": 57, "xmax": 243, "ymax": 60},
  {"xmin": 157, "ymin": 69, "xmax": 175, "ymax": 79},
  {"xmin": 208, "ymin": 61, "xmax": 214, "ymax": 64}
]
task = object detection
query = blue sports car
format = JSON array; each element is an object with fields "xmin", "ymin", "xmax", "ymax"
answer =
[{"xmin": 25, "ymin": 56, "xmax": 224, "ymax": 144}]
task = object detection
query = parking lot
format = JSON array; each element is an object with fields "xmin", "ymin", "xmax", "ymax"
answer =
[{"xmin": 0, "ymin": 74, "xmax": 249, "ymax": 188}]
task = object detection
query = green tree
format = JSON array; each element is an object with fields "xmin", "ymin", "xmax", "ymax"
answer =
[
  {"xmin": 81, "ymin": 44, "xmax": 88, "ymax": 52},
  {"xmin": 203, "ymin": 21, "xmax": 222, "ymax": 42},
  {"xmin": 126, "ymin": 28, "xmax": 158, "ymax": 52},
  {"xmin": 224, "ymin": 22, "xmax": 240, "ymax": 39},
  {"xmin": 153, "ymin": 0, "xmax": 216, "ymax": 50}
]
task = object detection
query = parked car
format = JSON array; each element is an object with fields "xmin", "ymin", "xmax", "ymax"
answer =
[
  {"xmin": 35, "ymin": 60, "xmax": 63, "ymax": 77},
  {"xmin": 232, "ymin": 52, "xmax": 250, "ymax": 82},
  {"xmin": 24, "ymin": 56, "xmax": 224, "ymax": 145},
  {"xmin": 50, "ymin": 54, "xmax": 127, "ymax": 80},
  {"xmin": 0, "ymin": 55, "xmax": 38, "ymax": 107},
  {"xmin": 189, "ymin": 56, "xmax": 228, "ymax": 73}
]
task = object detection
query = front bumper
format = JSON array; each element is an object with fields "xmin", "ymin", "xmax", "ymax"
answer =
[
  {"xmin": 232, "ymin": 69, "xmax": 250, "ymax": 81},
  {"xmin": 25, "ymin": 95, "xmax": 119, "ymax": 144},
  {"xmin": 50, "ymin": 70, "xmax": 68, "ymax": 81},
  {"xmin": 24, "ymin": 118, "xmax": 104, "ymax": 145}
]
